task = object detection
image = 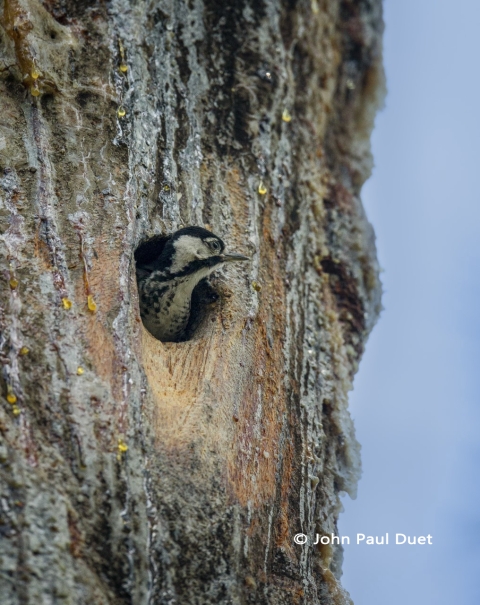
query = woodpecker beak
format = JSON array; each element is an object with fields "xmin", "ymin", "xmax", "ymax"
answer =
[{"xmin": 221, "ymin": 253, "xmax": 250, "ymax": 263}]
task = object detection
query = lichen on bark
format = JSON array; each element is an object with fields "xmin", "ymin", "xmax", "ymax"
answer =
[{"xmin": 0, "ymin": 1, "xmax": 384, "ymax": 603}]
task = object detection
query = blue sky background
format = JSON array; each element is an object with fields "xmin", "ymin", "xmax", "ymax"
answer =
[{"xmin": 338, "ymin": 0, "xmax": 480, "ymax": 603}]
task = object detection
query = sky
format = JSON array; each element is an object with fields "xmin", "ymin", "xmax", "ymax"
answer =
[{"xmin": 338, "ymin": 0, "xmax": 480, "ymax": 603}]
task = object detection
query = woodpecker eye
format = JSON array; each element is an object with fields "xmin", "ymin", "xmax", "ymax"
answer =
[{"xmin": 209, "ymin": 240, "xmax": 221, "ymax": 252}]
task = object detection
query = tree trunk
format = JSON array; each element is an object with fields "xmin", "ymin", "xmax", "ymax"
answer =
[{"xmin": 0, "ymin": 1, "xmax": 384, "ymax": 603}]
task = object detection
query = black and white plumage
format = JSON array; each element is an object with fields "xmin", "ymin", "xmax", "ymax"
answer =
[{"xmin": 135, "ymin": 227, "xmax": 249, "ymax": 342}]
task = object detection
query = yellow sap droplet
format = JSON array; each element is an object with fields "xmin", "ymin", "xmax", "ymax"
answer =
[
  {"xmin": 119, "ymin": 63, "xmax": 128, "ymax": 73},
  {"xmin": 118, "ymin": 439, "xmax": 129, "ymax": 453},
  {"xmin": 12, "ymin": 406, "xmax": 21, "ymax": 416},
  {"xmin": 282, "ymin": 108, "xmax": 292, "ymax": 123},
  {"xmin": 62, "ymin": 297, "xmax": 72, "ymax": 310},
  {"xmin": 258, "ymin": 182, "xmax": 267, "ymax": 195},
  {"xmin": 163, "ymin": 184, "xmax": 170, "ymax": 192},
  {"xmin": 31, "ymin": 84, "xmax": 41, "ymax": 97},
  {"xmin": 20, "ymin": 346, "xmax": 29, "ymax": 355},
  {"xmin": 87, "ymin": 295, "xmax": 97, "ymax": 312},
  {"xmin": 31, "ymin": 69, "xmax": 40, "ymax": 80},
  {"xmin": 7, "ymin": 392, "xmax": 17, "ymax": 404},
  {"xmin": 9, "ymin": 278, "xmax": 18, "ymax": 290},
  {"xmin": 117, "ymin": 106, "xmax": 126, "ymax": 118},
  {"xmin": 252, "ymin": 281, "xmax": 262, "ymax": 292},
  {"xmin": 77, "ymin": 367, "xmax": 84, "ymax": 376}
]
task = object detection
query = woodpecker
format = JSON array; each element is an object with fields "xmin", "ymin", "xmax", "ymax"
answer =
[{"xmin": 135, "ymin": 226, "xmax": 249, "ymax": 342}]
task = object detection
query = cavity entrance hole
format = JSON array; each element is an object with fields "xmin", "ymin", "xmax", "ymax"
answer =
[{"xmin": 134, "ymin": 235, "xmax": 220, "ymax": 343}]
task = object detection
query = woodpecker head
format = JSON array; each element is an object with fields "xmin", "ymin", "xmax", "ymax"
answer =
[
  {"xmin": 137, "ymin": 226, "xmax": 249, "ymax": 279},
  {"xmin": 135, "ymin": 227, "xmax": 249, "ymax": 342}
]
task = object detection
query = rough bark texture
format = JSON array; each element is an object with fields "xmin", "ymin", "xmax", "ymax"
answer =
[{"xmin": 0, "ymin": 1, "xmax": 384, "ymax": 603}]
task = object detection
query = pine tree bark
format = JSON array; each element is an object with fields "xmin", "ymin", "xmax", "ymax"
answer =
[{"xmin": 0, "ymin": 1, "xmax": 384, "ymax": 603}]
